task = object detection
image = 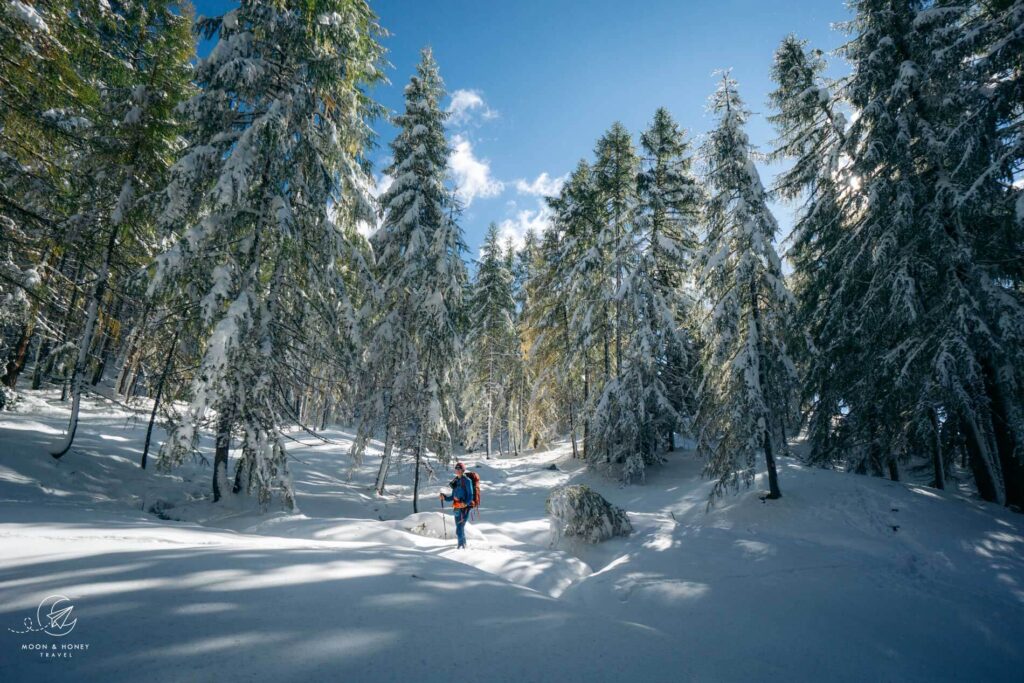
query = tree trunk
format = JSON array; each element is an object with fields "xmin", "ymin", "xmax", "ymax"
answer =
[
  {"xmin": 764, "ymin": 427, "xmax": 781, "ymax": 499},
  {"xmin": 212, "ymin": 412, "xmax": 232, "ymax": 502},
  {"xmin": 375, "ymin": 428, "xmax": 394, "ymax": 496},
  {"xmin": 486, "ymin": 395, "xmax": 492, "ymax": 459},
  {"xmin": 140, "ymin": 329, "xmax": 178, "ymax": 469},
  {"xmin": 929, "ymin": 408, "xmax": 945, "ymax": 490},
  {"xmin": 561, "ymin": 304, "xmax": 580, "ymax": 460},
  {"xmin": 582, "ymin": 359, "xmax": 590, "ymax": 460},
  {"xmin": 412, "ymin": 437, "xmax": 422, "ymax": 514},
  {"xmin": 962, "ymin": 414, "xmax": 1002, "ymax": 504},
  {"xmin": 90, "ymin": 300, "xmax": 121, "ymax": 386},
  {"xmin": 750, "ymin": 276, "xmax": 781, "ymax": 499},
  {"xmin": 58, "ymin": 259, "xmax": 87, "ymax": 401},
  {"xmin": 888, "ymin": 458, "xmax": 900, "ymax": 482},
  {"xmin": 982, "ymin": 359, "xmax": 1023, "ymax": 509},
  {"xmin": 52, "ymin": 225, "xmax": 118, "ymax": 458},
  {"xmin": 30, "ymin": 336, "xmax": 48, "ymax": 390},
  {"xmin": 2, "ymin": 321, "xmax": 35, "ymax": 389},
  {"xmin": 4, "ymin": 249, "xmax": 56, "ymax": 388}
]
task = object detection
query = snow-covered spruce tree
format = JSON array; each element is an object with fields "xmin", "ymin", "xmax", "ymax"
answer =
[
  {"xmin": 349, "ymin": 49, "xmax": 467, "ymax": 510},
  {"xmin": 636, "ymin": 107, "xmax": 703, "ymax": 450},
  {"xmin": 49, "ymin": 0, "xmax": 194, "ymax": 457},
  {"xmin": 766, "ymin": 34, "xmax": 849, "ymax": 468},
  {"xmin": 521, "ymin": 226, "xmax": 582, "ymax": 455},
  {"xmin": 503, "ymin": 236, "xmax": 530, "ymax": 455},
  {"xmin": 942, "ymin": 0, "xmax": 1024, "ymax": 505},
  {"xmin": 0, "ymin": 0, "xmax": 80, "ymax": 395},
  {"xmin": 463, "ymin": 224, "xmax": 517, "ymax": 458},
  {"xmin": 818, "ymin": 1, "xmax": 1024, "ymax": 503},
  {"xmin": 695, "ymin": 73, "xmax": 796, "ymax": 502},
  {"xmin": 541, "ymin": 160, "xmax": 602, "ymax": 458},
  {"xmin": 149, "ymin": 0, "xmax": 384, "ymax": 508},
  {"xmin": 585, "ymin": 122, "xmax": 659, "ymax": 478}
]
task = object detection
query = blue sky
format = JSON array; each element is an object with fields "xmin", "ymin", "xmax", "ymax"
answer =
[{"xmin": 193, "ymin": 0, "xmax": 852, "ymax": 256}]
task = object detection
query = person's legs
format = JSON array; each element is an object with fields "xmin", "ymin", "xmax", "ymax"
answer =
[{"xmin": 455, "ymin": 508, "xmax": 468, "ymax": 548}]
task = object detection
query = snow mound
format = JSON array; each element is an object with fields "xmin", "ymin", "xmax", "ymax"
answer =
[
  {"xmin": 547, "ymin": 484, "xmax": 633, "ymax": 544},
  {"xmin": 400, "ymin": 510, "xmax": 485, "ymax": 541}
]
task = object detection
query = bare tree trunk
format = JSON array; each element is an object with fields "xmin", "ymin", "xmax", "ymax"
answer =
[
  {"xmin": 582, "ymin": 359, "xmax": 590, "ymax": 460},
  {"xmin": 558, "ymin": 303, "xmax": 580, "ymax": 459},
  {"xmin": 52, "ymin": 225, "xmax": 118, "ymax": 458},
  {"xmin": 375, "ymin": 428, "xmax": 394, "ymax": 496},
  {"xmin": 412, "ymin": 436, "xmax": 422, "ymax": 514},
  {"xmin": 140, "ymin": 327, "xmax": 178, "ymax": 469},
  {"xmin": 750, "ymin": 276, "xmax": 781, "ymax": 498},
  {"xmin": 90, "ymin": 297, "xmax": 124, "ymax": 386},
  {"xmin": 930, "ymin": 408, "xmax": 945, "ymax": 490},
  {"xmin": 763, "ymin": 428, "xmax": 781, "ymax": 499},
  {"xmin": 486, "ymin": 395, "xmax": 492, "ymax": 459},
  {"xmin": 212, "ymin": 412, "xmax": 232, "ymax": 502},
  {"xmin": 59, "ymin": 259, "xmax": 86, "ymax": 401},
  {"xmin": 962, "ymin": 413, "xmax": 1002, "ymax": 504},
  {"xmin": 983, "ymin": 360, "xmax": 1022, "ymax": 509}
]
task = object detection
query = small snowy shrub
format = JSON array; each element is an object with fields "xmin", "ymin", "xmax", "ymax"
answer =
[
  {"xmin": 546, "ymin": 485, "xmax": 632, "ymax": 544},
  {"xmin": 0, "ymin": 385, "xmax": 16, "ymax": 411}
]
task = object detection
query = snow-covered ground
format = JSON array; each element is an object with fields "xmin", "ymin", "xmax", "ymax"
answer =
[{"xmin": 1, "ymin": 391, "xmax": 1022, "ymax": 682}]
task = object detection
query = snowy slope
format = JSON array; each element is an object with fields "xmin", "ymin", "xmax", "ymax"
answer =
[{"xmin": 1, "ymin": 391, "xmax": 1022, "ymax": 682}]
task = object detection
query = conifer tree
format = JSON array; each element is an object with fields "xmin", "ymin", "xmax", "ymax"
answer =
[
  {"xmin": 50, "ymin": 0, "xmax": 194, "ymax": 457},
  {"xmin": 636, "ymin": 107, "xmax": 703, "ymax": 450},
  {"xmin": 828, "ymin": 0, "xmax": 1024, "ymax": 501},
  {"xmin": 521, "ymin": 226, "xmax": 580, "ymax": 454},
  {"xmin": 464, "ymin": 224, "xmax": 517, "ymax": 457},
  {"xmin": 350, "ymin": 49, "xmax": 466, "ymax": 510},
  {"xmin": 546, "ymin": 160, "xmax": 603, "ymax": 458},
  {"xmin": 149, "ymin": 0, "xmax": 384, "ymax": 507},
  {"xmin": 695, "ymin": 74, "xmax": 796, "ymax": 501},
  {"xmin": 767, "ymin": 34, "xmax": 848, "ymax": 467}
]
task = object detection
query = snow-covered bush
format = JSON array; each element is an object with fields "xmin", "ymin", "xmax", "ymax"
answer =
[
  {"xmin": 0, "ymin": 385, "xmax": 17, "ymax": 412},
  {"xmin": 546, "ymin": 485, "xmax": 632, "ymax": 544}
]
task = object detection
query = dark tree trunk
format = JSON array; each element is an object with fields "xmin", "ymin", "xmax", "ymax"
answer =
[
  {"xmin": 582, "ymin": 360, "xmax": 590, "ymax": 460},
  {"xmin": 929, "ymin": 408, "xmax": 945, "ymax": 490},
  {"xmin": 751, "ymin": 276, "xmax": 780, "ymax": 499},
  {"xmin": 31, "ymin": 334, "xmax": 49, "ymax": 390},
  {"xmin": 140, "ymin": 329, "xmax": 178, "ymax": 469},
  {"xmin": 560, "ymin": 304, "xmax": 580, "ymax": 460},
  {"xmin": 764, "ymin": 428, "xmax": 781, "ymax": 499},
  {"xmin": 89, "ymin": 298, "xmax": 123, "ymax": 386},
  {"xmin": 888, "ymin": 459, "xmax": 900, "ymax": 482},
  {"xmin": 982, "ymin": 359, "xmax": 1023, "ymax": 509},
  {"xmin": 412, "ymin": 440, "xmax": 422, "ymax": 514},
  {"xmin": 59, "ymin": 260, "xmax": 87, "ymax": 402},
  {"xmin": 963, "ymin": 416, "xmax": 999, "ymax": 503},
  {"xmin": 3, "ymin": 322, "xmax": 34, "ymax": 389},
  {"xmin": 212, "ymin": 413, "xmax": 232, "ymax": 502}
]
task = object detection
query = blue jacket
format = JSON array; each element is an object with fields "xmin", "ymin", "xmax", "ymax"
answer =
[{"xmin": 443, "ymin": 475, "xmax": 474, "ymax": 509}]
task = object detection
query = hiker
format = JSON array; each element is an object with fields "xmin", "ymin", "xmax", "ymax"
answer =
[{"xmin": 440, "ymin": 462, "xmax": 474, "ymax": 549}]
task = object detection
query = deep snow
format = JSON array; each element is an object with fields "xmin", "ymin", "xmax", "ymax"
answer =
[{"xmin": 1, "ymin": 390, "xmax": 1022, "ymax": 682}]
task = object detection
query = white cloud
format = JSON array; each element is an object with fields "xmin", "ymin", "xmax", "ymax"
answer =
[
  {"xmin": 515, "ymin": 171, "xmax": 567, "ymax": 197},
  {"xmin": 447, "ymin": 89, "xmax": 498, "ymax": 126},
  {"xmin": 497, "ymin": 201, "xmax": 554, "ymax": 249},
  {"xmin": 450, "ymin": 134, "xmax": 504, "ymax": 206},
  {"xmin": 372, "ymin": 173, "xmax": 393, "ymax": 198}
]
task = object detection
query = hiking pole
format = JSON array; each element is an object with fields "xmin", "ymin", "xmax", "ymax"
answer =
[{"xmin": 440, "ymin": 496, "xmax": 448, "ymax": 539}]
